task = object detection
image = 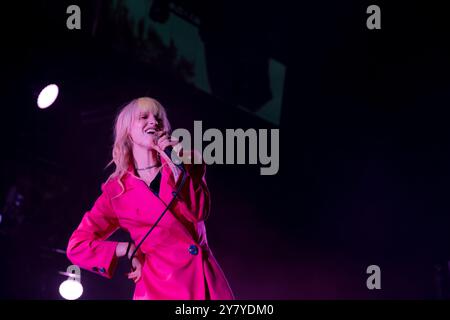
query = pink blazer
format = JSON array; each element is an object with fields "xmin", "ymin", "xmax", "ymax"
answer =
[{"xmin": 66, "ymin": 156, "xmax": 235, "ymax": 300}]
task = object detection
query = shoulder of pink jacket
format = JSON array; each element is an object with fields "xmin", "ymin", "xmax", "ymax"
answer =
[{"xmin": 101, "ymin": 172, "xmax": 136, "ymax": 199}]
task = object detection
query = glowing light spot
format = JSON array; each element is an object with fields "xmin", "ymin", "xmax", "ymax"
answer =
[
  {"xmin": 59, "ymin": 279, "xmax": 83, "ymax": 300},
  {"xmin": 37, "ymin": 84, "xmax": 59, "ymax": 109}
]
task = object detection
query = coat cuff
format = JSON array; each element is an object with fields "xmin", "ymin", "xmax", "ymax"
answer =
[{"xmin": 89, "ymin": 240, "xmax": 119, "ymax": 279}]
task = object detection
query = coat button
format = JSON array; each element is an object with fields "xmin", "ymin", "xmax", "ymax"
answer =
[
  {"xmin": 188, "ymin": 244, "xmax": 198, "ymax": 255},
  {"xmin": 99, "ymin": 267, "xmax": 106, "ymax": 273},
  {"xmin": 92, "ymin": 267, "xmax": 98, "ymax": 272}
]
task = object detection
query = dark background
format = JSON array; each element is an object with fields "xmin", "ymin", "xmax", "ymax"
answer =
[{"xmin": 1, "ymin": 0, "xmax": 450, "ymax": 299}]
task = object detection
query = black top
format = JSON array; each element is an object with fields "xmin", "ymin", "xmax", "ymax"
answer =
[{"xmin": 148, "ymin": 171, "xmax": 162, "ymax": 197}]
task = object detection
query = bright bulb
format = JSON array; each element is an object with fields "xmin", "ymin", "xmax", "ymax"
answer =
[
  {"xmin": 59, "ymin": 279, "xmax": 83, "ymax": 300},
  {"xmin": 37, "ymin": 84, "xmax": 59, "ymax": 109}
]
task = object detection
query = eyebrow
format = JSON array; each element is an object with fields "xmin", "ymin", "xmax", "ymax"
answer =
[{"xmin": 136, "ymin": 109, "xmax": 160, "ymax": 118}]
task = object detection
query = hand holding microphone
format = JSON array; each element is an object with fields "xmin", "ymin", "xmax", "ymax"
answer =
[
  {"xmin": 152, "ymin": 131, "xmax": 185, "ymax": 172},
  {"xmin": 152, "ymin": 130, "xmax": 178, "ymax": 153}
]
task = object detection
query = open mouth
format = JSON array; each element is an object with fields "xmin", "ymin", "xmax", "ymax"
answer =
[{"xmin": 144, "ymin": 128, "xmax": 156, "ymax": 135}]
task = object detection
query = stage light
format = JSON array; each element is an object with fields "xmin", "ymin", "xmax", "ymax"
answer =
[
  {"xmin": 59, "ymin": 279, "xmax": 83, "ymax": 300},
  {"xmin": 59, "ymin": 265, "xmax": 83, "ymax": 300},
  {"xmin": 37, "ymin": 84, "xmax": 59, "ymax": 109}
]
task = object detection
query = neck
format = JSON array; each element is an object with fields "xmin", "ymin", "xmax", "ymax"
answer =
[{"xmin": 132, "ymin": 145, "xmax": 160, "ymax": 170}]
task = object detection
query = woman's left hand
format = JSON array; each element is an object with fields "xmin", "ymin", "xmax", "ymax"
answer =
[
  {"xmin": 153, "ymin": 131, "xmax": 183, "ymax": 179},
  {"xmin": 127, "ymin": 257, "xmax": 142, "ymax": 283},
  {"xmin": 153, "ymin": 131, "xmax": 179, "ymax": 153}
]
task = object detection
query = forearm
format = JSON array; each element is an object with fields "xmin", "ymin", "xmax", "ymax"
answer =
[{"xmin": 67, "ymin": 237, "xmax": 119, "ymax": 279}]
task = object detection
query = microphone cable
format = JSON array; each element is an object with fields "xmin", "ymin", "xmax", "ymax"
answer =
[{"xmin": 128, "ymin": 149, "xmax": 187, "ymax": 268}]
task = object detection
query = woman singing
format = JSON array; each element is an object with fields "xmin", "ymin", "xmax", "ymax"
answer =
[{"xmin": 67, "ymin": 97, "xmax": 234, "ymax": 300}]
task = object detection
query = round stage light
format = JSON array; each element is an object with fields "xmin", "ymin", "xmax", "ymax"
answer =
[
  {"xmin": 59, "ymin": 279, "xmax": 83, "ymax": 300},
  {"xmin": 37, "ymin": 84, "xmax": 59, "ymax": 109}
]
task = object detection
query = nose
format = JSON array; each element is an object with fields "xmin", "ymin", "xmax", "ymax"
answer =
[{"xmin": 148, "ymin": 118, "xmax": 158, "ymax": 127}]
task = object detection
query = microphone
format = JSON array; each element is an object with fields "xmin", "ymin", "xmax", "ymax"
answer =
[{"xmin": 164, "ymin": 146, "xmax": 185, "ymax": 172}]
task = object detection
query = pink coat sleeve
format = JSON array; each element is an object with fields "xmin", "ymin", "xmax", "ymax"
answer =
[
  {"xmin": 66, "ymin": 183, "xmax": 119, "ymax": 279},
  {"xmin": 164, "ymin": 152, "xmax": 211, "ymax": 223}
]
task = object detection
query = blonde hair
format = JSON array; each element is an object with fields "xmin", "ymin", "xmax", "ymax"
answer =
[{"xmin": 105, "ymin": 97, "xmax": 171, "ymax": 197}]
